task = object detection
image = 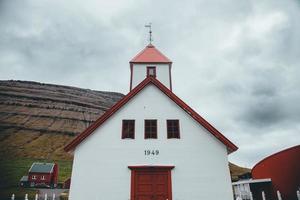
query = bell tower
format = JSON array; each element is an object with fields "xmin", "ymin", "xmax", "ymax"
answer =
[{"xmin": 129, "ymin": 44, "xmax": 173, "ymax": 91}]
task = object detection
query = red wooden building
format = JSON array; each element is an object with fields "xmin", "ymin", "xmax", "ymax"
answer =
[
  {"xmin": 63, "ymin": 178, "xmax": 71, "ymax": 189},
  {"xmin": 20, "ymin": 162, "xmax": 59, "ymax": 188}
]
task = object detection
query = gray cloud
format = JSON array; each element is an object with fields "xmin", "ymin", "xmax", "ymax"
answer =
[{"xmin": 0, "ymin": 0, "xmax": 300, "ymax": 167}]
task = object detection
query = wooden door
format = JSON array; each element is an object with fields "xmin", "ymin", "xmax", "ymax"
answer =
[
  {"xmin": 130, "ymin": 167, "xmax": 173, "ymax": 200},
  {"xmin": 154, "ymin": 172, "xmax": 168, "ymax": 200}
]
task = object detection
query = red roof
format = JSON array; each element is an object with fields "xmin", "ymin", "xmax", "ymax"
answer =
[
  {"xmin": 64, "ymin": 77, "xmax": 238, "ymax": 153},
  {"xmin": 130, "ymin": 44, "xmax": 172, "ymax": 63}
]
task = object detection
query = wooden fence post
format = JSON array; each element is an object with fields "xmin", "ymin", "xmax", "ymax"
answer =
[
  {"xmin": 25, "ymin": 194, "xmax": 28, "ymax": 200},
  {"xmin": 52, "ymin": 193, "xmax": 55, "ymax": 200},
  {"xmin": 297, "ymin": 190, "xmax": 300, "ymax": 200},
  {"xmin": 262, "ymin": 191, "xmax": 266, "ymax": 200},
  {"xmin": 44, "ymin": 193, "xmax": 47, "ymax": 200},
  {"xmin": 250, "ymin": 191, "xmax": 253, "ymax": 200},
  {"xmin": 35, "ymin": 193, "xmax": 38, "ymax": 200},
  {"xmin": 277, "ymin": 190, "xmax": 282, "ymax": 200},
  {"xmin": 236, "ymin": 196, "xmax": 242, "ymax": 200},
  {"xmin": 11, "ymin": 194, "xmax": 15, "ymax": 200}
]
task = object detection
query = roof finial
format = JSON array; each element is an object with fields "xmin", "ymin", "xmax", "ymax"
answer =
[{"xmin": 145, "ymin": 23, "xmax": 153, "ymax": 44}]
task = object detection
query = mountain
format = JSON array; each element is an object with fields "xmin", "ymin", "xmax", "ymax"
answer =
[
  {"xmin": 0, "ymin": 80, "xmax": 249, "ymax": 188},
  {"xmin": 0, "ymin": 80, "xmax": 124, "ymax": 160}
]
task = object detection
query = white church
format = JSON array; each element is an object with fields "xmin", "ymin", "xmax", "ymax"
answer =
[{"xmin": 65, "ymin": 41, "xmax": 238, "ymax": 200}]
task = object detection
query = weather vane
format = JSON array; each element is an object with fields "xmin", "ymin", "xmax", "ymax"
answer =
[{"xmin": 145, "ymin": 23, "xmax": 153, "ymax": 44}]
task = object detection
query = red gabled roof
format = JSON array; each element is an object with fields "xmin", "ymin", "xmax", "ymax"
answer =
[
  {"xmin": 64, "ymin": 77, "xmax": 238, "ymax": 153},
  {"xmin": 130, "ymin": 44, "xmax": 172, "ymax": 63}
]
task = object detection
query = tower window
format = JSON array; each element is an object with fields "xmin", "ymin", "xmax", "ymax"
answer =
[
  {"xmin": 145, "ymin": 119, "xmax": 157, "ymax": 139},
  {"xmin": 167, "ymin": 120, "xmax": 180, "ymax": 139},
  {"xmin": 122, "ymin": 120, "xmax": 135, "ymax": 139},
  {"xmin": 147, "ymin": 67, "xmax": 156, "ymax": 77}
]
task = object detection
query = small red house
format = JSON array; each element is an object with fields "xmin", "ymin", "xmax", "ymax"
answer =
[
  {"xmin": 21, "ymin": 162, "xmax": 59, "ymax": 188},
  {"xmin": 63, "ymin": 178, "xmax": 71, "ymax": 189}
]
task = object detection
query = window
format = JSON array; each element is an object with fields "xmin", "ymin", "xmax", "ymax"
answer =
[
  {"xmin": 122, "ymin": 120, "xmax": 135, "ymax": 139},
  {"xmin": 147, "ymin": 67, "xmax": 156, "ymax": 77},
  {"xmin": 145, "ymin": 120, "xmax": 157, "ymax": 139},
  {"xmin": 167, "ymin": 120, "xmax": 180, "ymax": 138},
  {"xmin": 32, "ymin": 175, "xmax": 36, "ymax": 180},
  {"xmin": 41, "ymin": 175, "xmax": 45, "ymax": 180}
]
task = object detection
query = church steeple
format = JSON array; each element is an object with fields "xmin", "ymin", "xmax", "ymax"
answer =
[{"xmin": 129, "ymin": 44, "xmax": 172, "ymax": 91}]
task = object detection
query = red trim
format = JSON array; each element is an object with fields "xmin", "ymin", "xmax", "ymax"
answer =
[
  {"xmin": 130, "ymin": 63, "xmax": 133, "ymax": 91},
  {"xmin": 130, "ymin": 170, "xmax": 135, "ymax": 200},
  {"xmin": 128, "ymin": 165, "xmax": 175, "ymax": 170},
  {"xmin": 168, "ymin": 170, "xmax": 172, "ymax": 200},
  {"xmin": 64, "ymin": 77, "xmax": 238, "ymax": 153},
  {"xmin": 169, "ymin": 63, "xmax": 172, "ymax": 91},
  {"xmin": 130, "ymin": 61, "xmax": 172, "ymax": 64}
]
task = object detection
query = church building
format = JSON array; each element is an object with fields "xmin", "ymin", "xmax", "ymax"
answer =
[{"xmin": 65, "ymin": 42, "xmax": 238, "ymax": 200}]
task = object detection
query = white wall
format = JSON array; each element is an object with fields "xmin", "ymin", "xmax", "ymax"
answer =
[
  {"xmin": 131, "ymin": 63, "xmax": 171, "ymax": 89},
  {"xmin": 69, "ymin": 85, "xmax": 234, "ymax": 200}
]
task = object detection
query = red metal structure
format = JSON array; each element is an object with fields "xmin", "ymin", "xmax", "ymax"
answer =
[{"xmin": 252, "ymin": 145, "xmax": 300, "ymax": 200}]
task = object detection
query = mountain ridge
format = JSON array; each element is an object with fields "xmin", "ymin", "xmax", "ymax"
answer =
[{"xmin": 0, "ymin": 80, "xmax": 249, "ymax": 182}]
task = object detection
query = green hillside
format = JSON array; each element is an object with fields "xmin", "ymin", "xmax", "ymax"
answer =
[{"xmin": 0, "ymin": 80, "xmax": 249, "ymax": 199}]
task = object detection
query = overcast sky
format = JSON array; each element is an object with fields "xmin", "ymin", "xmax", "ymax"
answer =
[{"xmin": 1, "ymin": 0, "xmax": 300, "ymax": 168}]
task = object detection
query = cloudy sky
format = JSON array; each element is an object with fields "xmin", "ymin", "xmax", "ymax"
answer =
[{"xmin": 1, "ymin": 0, "xmax": 300, "ymax": 168}]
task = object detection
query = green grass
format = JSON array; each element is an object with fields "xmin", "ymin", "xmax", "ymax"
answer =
[{"xmin": 0, "ymin": 157, "xmax": 72, "ymax": 199}]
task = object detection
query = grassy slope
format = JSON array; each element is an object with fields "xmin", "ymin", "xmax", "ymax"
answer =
[
  {"xmin": 229, "ymin": 162, "xmax": 251, "ymax": 181},
  {"xmin": 0, "ymin": 132, "xmax": 74, "ymax": 161},
  {"xmin": 0, "ymin": 157, "xmax": 72, "ymax": 199},
  {"xmin": 0, "ymin": 132, "xmax": 74, "ymax": 199}
]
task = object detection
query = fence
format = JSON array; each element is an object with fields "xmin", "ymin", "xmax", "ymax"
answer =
[
  {"xmin": 11, "ymin": 190, "xmax": 300, "ymax": 200},
  {"xmin": 235, "ymin": 190, "xmax": 300, "ymax": 200},
  {"xmin": 10, "ymin": 193, "xmax": 58, "ymax": 200}
]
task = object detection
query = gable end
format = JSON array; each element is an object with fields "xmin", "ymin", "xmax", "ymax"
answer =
[{"xmin": 64, "ymin": 77, "xmax": 238, "ymax": 153}]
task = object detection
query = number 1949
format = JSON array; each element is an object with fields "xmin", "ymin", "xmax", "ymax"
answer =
[{"xmin": 144, "ymin": 150, "xmax": 159, "ymax": 155}]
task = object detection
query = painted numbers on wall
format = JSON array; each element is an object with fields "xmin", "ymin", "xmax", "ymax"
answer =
[{"xmin": 144, "ymin": 150, "xmax": 159, "ymax": 156}]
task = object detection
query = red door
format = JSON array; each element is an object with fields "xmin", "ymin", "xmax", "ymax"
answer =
[{"xmin": 129, "ymin": 166, "xmax": 173, "ymax": 200}]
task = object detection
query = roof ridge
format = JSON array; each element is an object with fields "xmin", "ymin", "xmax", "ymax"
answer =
[{"xmin": 64, "ymin": 77, "xmax": 238, "ymax": 153}]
